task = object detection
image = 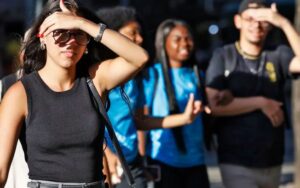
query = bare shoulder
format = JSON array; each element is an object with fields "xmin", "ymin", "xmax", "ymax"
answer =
[
  {"xmin": 1, "ymin": 81, "xmax": 27, "ymax": 116},
  {"xmin": 2, "ymin": 81, "xmax": 26, "ymax": 100}
]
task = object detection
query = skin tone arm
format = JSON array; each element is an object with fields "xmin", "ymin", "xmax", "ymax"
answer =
[
  {"xmin": 103, "ymin": 147, "xmax": 122, "ymax": 185},
  {"xmin": 137, "ymin": 132, "xmax": 146, "ymax": 156},
  {"xmin": 39, "ymin": 1, "xmax": 149, "ymax": 93},
  {"xmin": 206, "ymin": 87, "xmax": 284, "ymax": 127},
  {"xmin": 0, "ymin": 83, "xmax": 27, "ymax": 187},
  {"xmin": 247, "ymin": 3, "xmax": 300, "ymax": 72},
  {"xmin": 135, "ymin": 93, "xmax": 203, "ymax": 130},
  {"xmin": 102, "ymin": 151, "xmax": 112, "ymax": 188},
  {"xmin": 136, "ymin": 106, "xmax": 148, "ymax": 157},
  {"xmin": 105, "ymin": 94, "xmax": 203, "ymax": 183}
]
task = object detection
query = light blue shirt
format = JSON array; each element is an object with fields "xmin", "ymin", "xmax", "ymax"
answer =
[
  {"xmin": 106, "ymin": 79, "xmax": 143, "ymax": 163},
  {"xmin": 143, "ymin": 63, "xmax": 205, "ymax": 167}
]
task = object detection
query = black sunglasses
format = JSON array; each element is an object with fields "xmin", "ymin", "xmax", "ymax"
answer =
[{"xmin": 52, "ymin": 29, "xmax": 90, "ymax": 45}]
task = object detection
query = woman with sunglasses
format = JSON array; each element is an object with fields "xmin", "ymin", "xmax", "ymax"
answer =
[{"xmin": 0, "ymin": 0, "xmax": 148, "ymax": 188}]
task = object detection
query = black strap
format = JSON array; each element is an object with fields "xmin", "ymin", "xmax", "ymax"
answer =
[
  {"xmin": 223, "ymin": 44, "xmax": 238, "ymax": 78},
  {"xmin": 193, "ymin": 65, "xmax": 217, "ymax": 150},
  {"xmin": 86, "ymin": 78, "xmax": 135, "ymax": 188},
  {"xmin": 193, "ymin": 65, "xmax": 207, "ymax": 106}
]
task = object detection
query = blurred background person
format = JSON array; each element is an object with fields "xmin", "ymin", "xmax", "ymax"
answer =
[
  {"xmin": 1, "ymin": 28, "xmax": 31, "ymax": 188},
  {"xmin": 97, "ymin": 7, "xmax": 204, "ymax": 188},
  {"xmin": 142, "ymin": 19, "xmax": 210, "ymax": 188},
  {"xmin": 205, "ymin": 0, "xmax": 300, "ymax": 187}
]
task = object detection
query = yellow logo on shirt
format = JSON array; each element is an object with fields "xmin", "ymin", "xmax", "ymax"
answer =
[{"xmin": 266, "ymin": 62, "xmax": 276, "ymax": 82}]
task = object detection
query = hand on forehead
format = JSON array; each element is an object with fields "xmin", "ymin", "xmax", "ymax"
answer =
[
  {"xmin": 39, "ymin": 0, "xmax": 75, "ymax": 37},
  {"xmin": 242, "ymin": 3, "xmax": 283, "ymax": 28},
  {"xmin": 243, "ymin": 3, "xmax": 277, "ymax": 18}
]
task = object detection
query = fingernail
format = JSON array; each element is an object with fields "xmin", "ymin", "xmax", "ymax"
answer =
[{"xmin": 36, "ymin": 33, "xmax": 44, "ymax": 38}]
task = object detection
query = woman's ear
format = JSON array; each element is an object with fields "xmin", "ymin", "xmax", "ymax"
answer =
[
  {"xmin": 38, "ymin": 33, "xmax": 47, "ymax": 50},
  {"xmin": 234, "ymin": 14, "xmax": 242, "ymax": 29}
]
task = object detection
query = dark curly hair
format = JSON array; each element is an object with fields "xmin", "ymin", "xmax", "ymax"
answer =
[{"xmin": 96, "ymin": 6, "xmax": 141, "ymax": 31}]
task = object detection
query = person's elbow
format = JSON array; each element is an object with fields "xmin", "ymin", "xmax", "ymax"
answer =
[
  {"xmin": 289, "ymin": 56, "xmax": 300, "ymax": 73},
  {"xmin": 136, "ymin": 49, "xmax": 149, "ymax": 69},
  {"xmin": 0, "ymin": 169, "xmax": 8, "ymax": 188}
]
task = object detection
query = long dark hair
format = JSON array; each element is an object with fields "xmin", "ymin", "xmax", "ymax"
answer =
[
  {"xmin": 21, "ymin": 0, "xmax": 108, "ymax": 77},
  {"xmin": 155, "ymin": 19, "xmax": 195, "ymax": 153}
]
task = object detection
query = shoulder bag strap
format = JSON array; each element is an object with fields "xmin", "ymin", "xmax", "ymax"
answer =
[{"xmin": 86, "ymin": 78, "xmax": 135, "ymax": 188}]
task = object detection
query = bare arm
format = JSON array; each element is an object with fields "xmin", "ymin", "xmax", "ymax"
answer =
[
  {"xmin": 135, "ymin": 94, "xmax": 203, "ymax": 130},
  {"xmin": 137, "ymin": 131, "xmax": 146, "ymax": 157},
  {"xmin": 206, "ymin": 87, "xmax": 284, "ymax": 127},
  {"xmin": 135, "ymin": 108, "xmax": 147, "ymax": 157},
  {"xmin": 206, "ymin": 87, "xmax": 263, "ymax": 116},
  {"xmin": 102, "ymin": 153, "xmax": 112, "ymax": 188},
  {"xmin": 39, "ymin": 1, "xmax": 148, "ymax": 93},
  {"xmin": 279, "ymin": 20, "xmax": 300, "ymax": 72},
  {"xmin": 0, "ymin": 82, "xmax": 26, "ymax": 187},
  {"xmin": 85, "ymin": 25, "xmax": 148, "ymax": 91},
  {"xmin": 103, "ymin": 147, "xmax": 122, "ymax": 185}
]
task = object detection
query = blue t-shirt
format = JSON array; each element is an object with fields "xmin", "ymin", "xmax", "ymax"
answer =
[
  {"xmin": 143, "ymin": 63, "xmax": 205, "ymax": 167},
  {"xmin": 107, "ymin": 79, "xmax": 143, "ymax": 163}
]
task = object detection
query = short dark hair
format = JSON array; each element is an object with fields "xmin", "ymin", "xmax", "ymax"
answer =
[
  {"xmin": 96, "ymin": 6, "xmax": 139, "ymax": 31},
  {"xmin": 96, "ymin": 6, "xmax": 144, "ymax": 60},
  {"xmin": 238, "ymin": 0, "xmax": 269, "ymax": 14}
]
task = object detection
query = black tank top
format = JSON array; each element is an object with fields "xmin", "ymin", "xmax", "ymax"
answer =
[{"xmin": 21, "ymin": 72, "xmax": 104, "ymax": 183}]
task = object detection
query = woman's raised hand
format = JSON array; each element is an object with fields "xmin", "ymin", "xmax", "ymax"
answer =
[
  {"xmin": 183, "ymin": 93, "xmax": 204, "ymax": 124},
  {"xmin": 39, "ymin": 0, "xmax": 83, "ymax": 38}
]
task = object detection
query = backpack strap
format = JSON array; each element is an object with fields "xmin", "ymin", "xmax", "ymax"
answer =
[
  {"xmin": 193, "ymin": 64, "xmax": 217, "ymax": 150},
  {"xmin": 223, "ymin": 43, "xmax": 238, "ymax": 78}
]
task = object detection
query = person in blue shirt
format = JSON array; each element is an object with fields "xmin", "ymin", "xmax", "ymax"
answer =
[
  {"xmin": 97, "ymin": 7, "xmax": 204, "ymax": 188},
  {"xmin": 142, "ymin": 19, "xmax": 210, "ymax": 188}
]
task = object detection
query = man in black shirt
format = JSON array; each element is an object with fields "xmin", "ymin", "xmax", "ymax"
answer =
[{"xmin": 205, "ymin": 0, "xmax": 300, "ymax": 187}]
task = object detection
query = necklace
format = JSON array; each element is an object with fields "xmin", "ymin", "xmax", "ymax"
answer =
[
  {"xmin": 245, "ymin": 53, "xmax": 266, "ymax": 75},
  {"xmin": 235, "ymin": 42, "xmax": 266, "ymax": 75},
  {"xmin": 235, "ymin": 42, "xmax": 260, "ymax": 60},
  {"xmin": 243, "ymin": 58, "xmax": 259, "ymax": 74}
]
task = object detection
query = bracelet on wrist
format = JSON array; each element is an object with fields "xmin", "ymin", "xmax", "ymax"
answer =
[{"xmin": 94, "ymin": 23, "xmax": 107, "ymax": 43}]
